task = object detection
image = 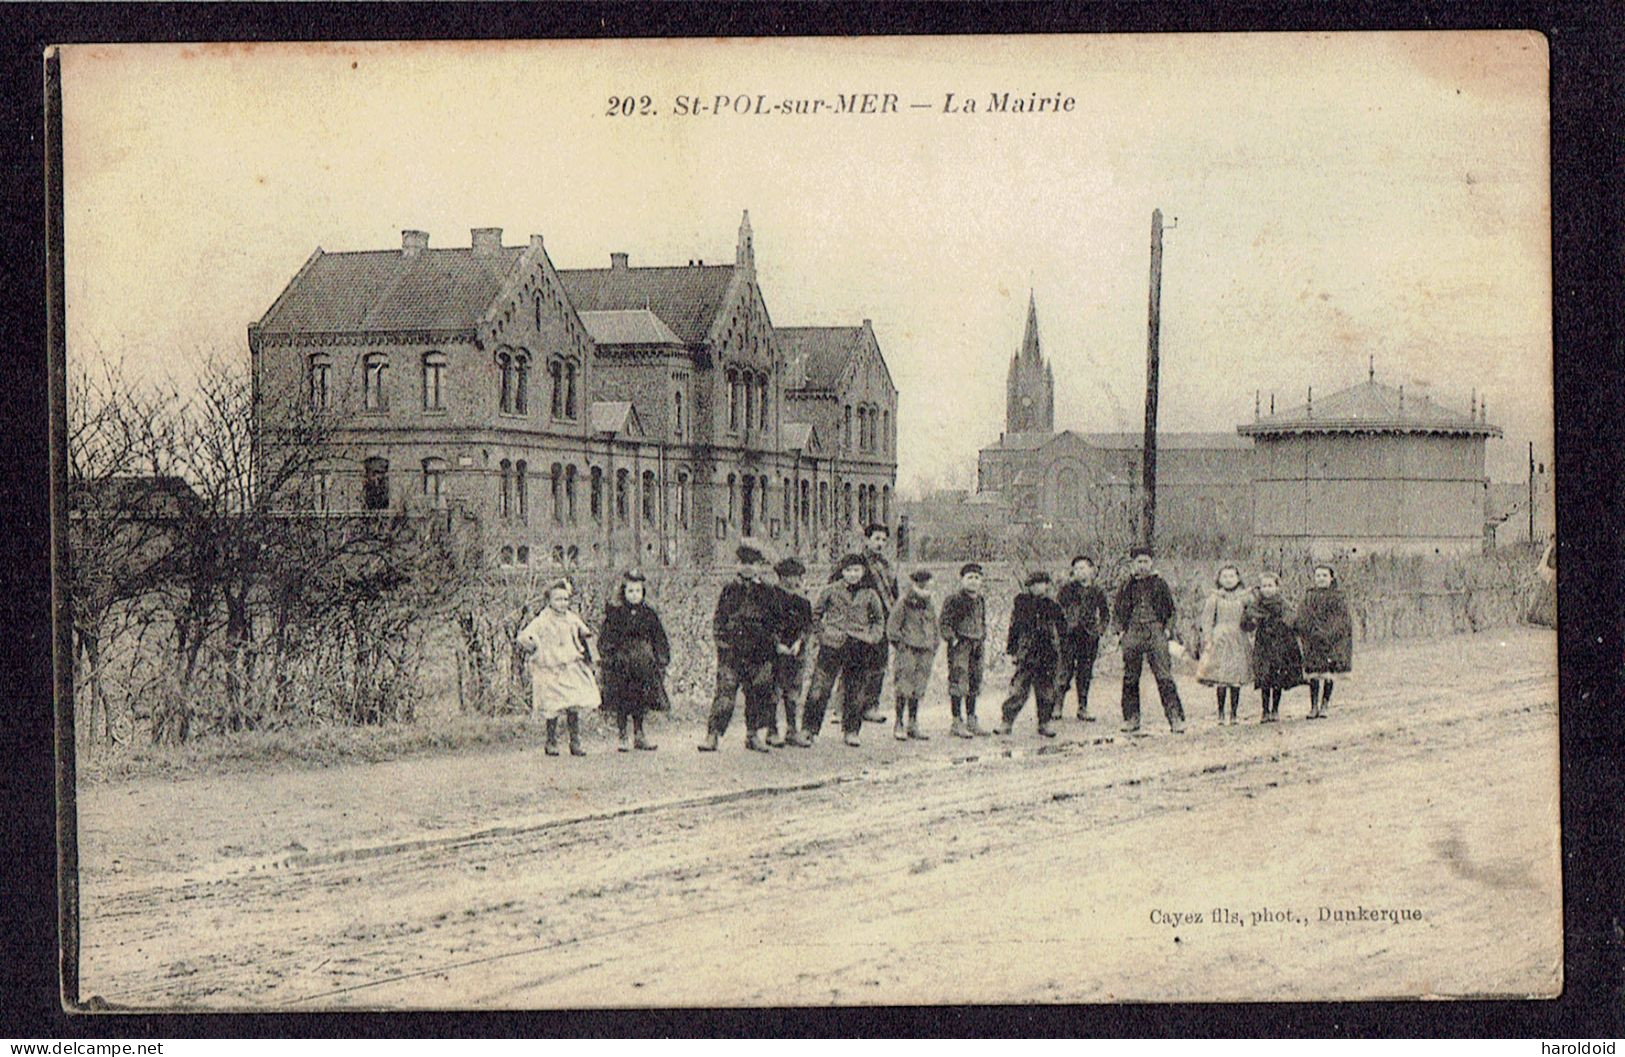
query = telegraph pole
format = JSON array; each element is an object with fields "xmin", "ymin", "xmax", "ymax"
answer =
[
  {"xmin": 1528, "ymin": 441, "xmax": 1535, "ymax": 545},
  {"xmin": 1142, "ymin": 208, "xmax": 1164, "ymax": 547}
]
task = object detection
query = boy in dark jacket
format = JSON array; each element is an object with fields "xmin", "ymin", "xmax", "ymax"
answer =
[
  {"xmin": 886, "ymin": 568, "xmax": 939, "ymax": 741},
  {"xmin": 939, "ymin": 563, "xmax": 990, "ymax": 738},
  {"xmin": 802, "ymin": 553, "xmax": 887, "ymax": 747},
  {"xmin": 768, "ymin": 557, "xmax": 815, "ymax": 747},
  {"xmin": 1112, "ymin": 545, "xmax": 1187, "ymax": 735},
  {"xmin": 997, "ymin": 571, "xmax": 1068, "ymax": 737},
  {"xmin": 699, "ymin": 545, "xmax": 781, "ymax": 753},
  {"xmin": 1056, "ymin": 555, "xmax": 1111, "ymax": 721}
]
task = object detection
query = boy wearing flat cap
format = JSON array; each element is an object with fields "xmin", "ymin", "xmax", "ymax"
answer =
[
  {"xmin": 997, "ymin": 570, "xmax": 1068, "ymax": 737},
  {"xmin": 699, "ymin": 544, "xmax": 781, "ymax": 753},
  {"xmin": 938, "ymin": 562, "xmax": 990, "ymax": 738}
]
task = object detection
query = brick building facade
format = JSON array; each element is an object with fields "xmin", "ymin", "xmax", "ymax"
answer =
[{"xmin": 250, "ymin": 213, "xmax": 899, "ymax": 570}]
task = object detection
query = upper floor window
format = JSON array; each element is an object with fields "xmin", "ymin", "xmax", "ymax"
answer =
[
  {"xmin": 757, "ymin": 375, "xmax": 769, "ymax": 430},
  {"xmin": 363, "ymin": 354, "xmax": 389, "ymax": 412},
  {"xmin": 564, "ymin": 359, "xmax": 579, "ymax": 420},
  {"xmin": 565, "ymin": 464, "xmax": 578, "ymax": 523},
  {"xmin": 513, "ymin": 353, "xmax": 529, "ymax": 415},
  {"xmin": 642, "ymin": 470, "xmax": 656, "ymax": 524},
  {"xmin": 615, "ymin": 468, "xmax": 630, "ymax": 524},
  {"xmin": 676, "ymin": 472, "xmax": 690, "ymax": 529},
  {"xmin": 843, "ymin": 404, "xmax": 853, "ymax": 448},
  {"xmin": 742, "ymin": 370, "xmax": 756, "ymax": 433},
  {"xmin": 515, "ymin": 459, "xmax": 529, "ymax": 522},
  {"xmin": 673, "ymin": 389, "xmax": 684, "ymax": 440},
  {"xmin": 882, "ymin": 408, "xmax": 891, "ymax": 453},
  {"xmin": 497, "ymin": 352, "xmax": 515, "ymax": 415},
  {"xmin": 363, "ymin": 456, "xmax": 390, "ymax": 510},
  {"xmin": 534, "ymin": 292, "xmax": 543, "ymax": 331},
  {"xmin": 422, "ymin": 352, "xmax": 446, "ymax": 412},
  {"xmin": 550, "ymin": 462, "xmax": 564, "ymax": 524},
  {"xmin": 499, "ymin": 459, "xmax": 513, "ymax": 520},
  {"xmin": 309, "ymin": 354, "xmax": 331, "ymax": 410},
  {"xmin": 422, "ymin": 458, "xmax": 447, "ymax": 506},
  {"xmin": 727, "ymin": 369, "xmax": 741, "ymax": 433},
  {"xmin": 590, "ymin": 465, "xmax": 604, "ymax": 522}
]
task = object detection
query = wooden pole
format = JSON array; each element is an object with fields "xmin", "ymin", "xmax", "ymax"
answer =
[
  {"xmin": 1528, "ymin": 440, "xmax": 1535, "ymax": 545},
  {"xmin": 1142, "ymin": 208, "xmax": 1164, "ymax": 547}
]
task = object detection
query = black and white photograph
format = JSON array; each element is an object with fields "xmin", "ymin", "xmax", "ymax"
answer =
[{"xmin": 56, "ymin": 32, "xmax": 1560, "ymax": 1009}]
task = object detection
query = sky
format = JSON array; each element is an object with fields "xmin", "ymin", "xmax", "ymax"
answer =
[{"xmin": 60, "ymin": 33, "xmax": 1552, "ymax": 493}]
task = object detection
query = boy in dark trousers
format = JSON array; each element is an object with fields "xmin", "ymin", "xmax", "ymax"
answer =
[
  {"xmin": 768, "ymin": 557, "xmax": 815, "ymax": 747},
  {"xmin": 699, "ymin": 545, "xmax": 781, "ymax": 753},
  {"xmin": 997, "ymin": 571, "xmax": 1068, "ymax": 738},
  {"xmin": 803, "ymin": 553, "xmax": 887, "ymax": 747},
  {"xmin": 1112, "ymin": 545, "xmax": 1187, "ymax": 735},
  {"xmin": 1056, "ymin": 555, "xmax": 1111, "ymax": 721},
  {"xmin": 886, "ymin": 568, "xmax": 939, "ymax": 741},
  {"xmin": 939, "ymin": 562, "xmax": 990, "ymax": 739}
]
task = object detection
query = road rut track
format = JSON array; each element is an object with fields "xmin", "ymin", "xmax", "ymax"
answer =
[{"xmin": 81, "ymin": 639, "xmax": 1556, "ymax": 1009}]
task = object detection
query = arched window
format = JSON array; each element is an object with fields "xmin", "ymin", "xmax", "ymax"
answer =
[
  {"xmin": 421, "ymin": 457, "xmax": 447, "ymax": 506},
  {"xmin": 515, "ymin": 460, "xmax": 529, "ymax": 522},
  {"xmin": 743, "ymin": 370, "xmax": 756, "ymax": 433},
  {"xmin": 676, "ymin": 471, "xmax": 690, "ymax": 529},
  {"xmin": 500, "ymin": 545, "xmax": 514, "ymax": 566},
  {"xmin": 844, "ymin": 405, "xmax": 853, "ymax": 448},
  {"xmin": 800, "ymin": 479, "xmax": 810, "ymax": 526},
  {"xmin": 363, "ymin": 457, "xmax": 389, "ymax": 510},
  {"xmin": 517, "ymin": 545, "xmax": 530, "ymax": 566},
  {"xmin": 565, "ymin": 464, "xmax": 578, "ymax": 523},
  {"xmin": 564, "ymin": 359, "xmax": 579, "ymax": 419},
  {"xmin": 589, "ymin": 466, "xmax": 604, "ymax": 521},
  {"xmin": 782, "ymin": 476, "xmax": 792, "ymax": 527},
  {"xmin": 819, "ymin": 481, "xmax": 829, "ymax": 527},
  {"xmin": 881, "ymin": 409, "xmax": 890, "ymax": 453},
  {"xmin": 363, "ymin": 353, "xmax": 389, "ymax": 412},
  {"xmin": 308, "ymin": 354, "xmax": 331, "ymax": 410},
  {"xmin": 499, "ymin": 459, "xmax": 512, "ymax": 519},
  {"xmin": 843, "ymin": 482, "xmax": 853, "ymax": 527},
  {"xmin": 548, "ymin": 359, "xmax": 564, "ymax": 418},
  {"xmin": 882, "ymin": 484, "xmax": 891, "ymax": 525},
  {"xmin": 727, "ymin": 370, "xmax": 741, "ymax": 432},
  {"xmin": 497, "ymin": 351, "xmax": 513, "ymax": 414},
  {"xmin": 727, "ymin": 473, "xmax": 738, "ymax": 525},
  {"xmin": 642, "ymin": 470, "xmax": 656, "ymax": 524},
  {"xmin": 422, "ymin": 352, "xmax": 446, "ymax": 411},
  {"xmin": 513, "ymin": 353, "xmax": 530, "ymax": 415},
  {"xmin": 534, "ymin": 292, "xmax": 542, "ymax": 330},
  {"xmin": 758, "ymin": 375, "xmax": 770, "ymax": 429},
  {"xmin": 673, "ymin": 389, "xmax": 684, "ymax": 440},
  {"xmin": 615, "ymin": 468, "xmax": 630, "ymax": 523},
  {"xmin": 858, "ymin": 483, "xmax": 869, "ymax": 526},
  {"xmin": 550, "ymin": 462, "xmax": 563, "ymax": 523},
  {"xmin": 741, "ymin": 475, "xmax": 755, "ymax": 533}
]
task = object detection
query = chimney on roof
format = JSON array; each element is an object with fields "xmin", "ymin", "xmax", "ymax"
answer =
[
  {"xmin": 401, "ymin": 230, "xmax": 429, "ymax": 257},
  {"xmin": 611, "ymin": 253, "xmax": 629, "ymax": 271},
  {"xmin": 471, "ymin": 227, "xmax": 503, "ymax": 257}
]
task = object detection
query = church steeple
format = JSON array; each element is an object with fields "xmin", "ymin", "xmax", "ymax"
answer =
[{"xmin": 1005, "ymin": 291, "xmax": 1055, "ymax": 436}]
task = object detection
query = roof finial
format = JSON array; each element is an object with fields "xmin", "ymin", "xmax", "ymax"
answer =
[
  {"xmin": 736, "ymin": 209, "xmax": 754, "ymax": 272},
  {"xmin": 1368, "ymin": 355, "xmax": 1374, "ymax": 383}
]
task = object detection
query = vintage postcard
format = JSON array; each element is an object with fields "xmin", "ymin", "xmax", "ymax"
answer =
[{"xmin": 57, "ymin": 33, "xmax": 1558, "ymax": 1009}]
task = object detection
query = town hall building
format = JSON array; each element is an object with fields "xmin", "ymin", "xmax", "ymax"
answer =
[{"xmin": 249, "ymin": 213, "xmax": 898, "ymax": 569}]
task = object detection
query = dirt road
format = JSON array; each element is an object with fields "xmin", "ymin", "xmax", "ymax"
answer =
[{"xmin": 77, "ymin": 628, "xmax": 1560, "ymax": 1008}]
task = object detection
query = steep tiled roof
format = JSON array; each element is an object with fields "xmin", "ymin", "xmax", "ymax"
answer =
[
  {"xmin": 777, "ymin": 326, "xmax": 866, "ymax": 391},
  {"xmin": 557, "ymin": 264, "xmax": 734, "ymax": 346},
  {"xmin": 577, "ymin": 309, "xmax": 682, "ymax": 347},
  {"xmin": 257, "ymin": 247, "xmax": 525, "ymax": 333},
  {"xmin": 1238, "ymin": 379, "xmax": 1500, "ymax": 437}
]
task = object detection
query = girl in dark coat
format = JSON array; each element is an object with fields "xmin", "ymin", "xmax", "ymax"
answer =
[
  {"xmin": 1296, "ymin": 564, "xmax": 1354, "ymax": 720},
  {"xmin": 1244, "ymin": 572, "xmax": 1303, "ymax": 724},
  {"xmin": 598, "ymin": 570, "xmax": 671, "ymax": 752}
]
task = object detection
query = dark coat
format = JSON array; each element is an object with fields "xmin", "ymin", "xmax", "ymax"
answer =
[
  {"xmin": 1056, "ymin": 581, "xmax": 1111, "ymax": 641},
  {"xmin": 599, "ymin": 598, "xmax": 672, "ymax": 717},
  {"xmin": 1006, "ymin": 593, "xmax": 1066, "ymax": 675},
  {"xmin": 774, "ymin": 587, "xmax": 815, "ymax": 653},
  {"xmin": 713, "ymin": 577, "xmax": 780, "ymax": 664},
  {"xmin": 939, "ymin": 589, "xmax": 987, "ymax": 643},
  {"xmin": 1113, "ymin": 573, "xmax": 1176, "ymax": 633},
  {"xmin": 1296, "ymin": 586, "xmax": 1354, "ymax": 674},
  {"xmin": 1245, "ymin": 592, "xmax": 1304, "ymax": 690}
]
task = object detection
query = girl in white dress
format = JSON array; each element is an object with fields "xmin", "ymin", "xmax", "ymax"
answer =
[{"xmin": 517, "ymin": 578, "xmax": 600, "ymax": 756}]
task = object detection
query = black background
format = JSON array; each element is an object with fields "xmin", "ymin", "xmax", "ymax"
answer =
[{"xmin": 3, "ymin": 2, "xmax": 1621, "ymax": 1039}]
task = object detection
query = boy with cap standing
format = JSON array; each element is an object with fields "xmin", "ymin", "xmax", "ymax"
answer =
[
  {"xmin": 1112, "ymin": 545, "xmax": 1187, "ymax": 734},
  {"xmin": 1056, "ymin": 555, "xmax": 1111, "ymax": 721},
  {"xmin": 997, "ymin": 571, "xmax": 1068, "ymax": 737},
  {"xmin": 831, "ymin": 523, "xmax": 900, "ymax": 725},
  {"xmin": 699, "ymin": 544, "xmax": 782, "ymax": 753},
  {"xmin": 938, "ymin": 562, "xmax": 990, "ymax": 738},
  {"xmin": 802, "ymin": 553, "xmax": 888, "ymax": 747},
  {"xmin": 886, "ymin": 568, "xmax": 940, "ymax": 741},
  {"xmin": 768, "ymin": 557, "xmax": 815, "ymax": 747}
]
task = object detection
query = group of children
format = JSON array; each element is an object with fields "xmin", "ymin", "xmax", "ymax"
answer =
[{"xmin": 513, "ymin": 528, "xmax": 1355, "ymax": 756}]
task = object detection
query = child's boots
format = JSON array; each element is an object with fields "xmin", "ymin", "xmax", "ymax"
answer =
[
  {"xmin": 567, "ymin": 712, "xmax": 585, "ymax": 756},
  {"xmin": 545, "ymin": 718, "xmax": 561, "ymax": 756},
  {"xmin": 633, "ymin": 716, "xmax": 657, "ymax": 751}
]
